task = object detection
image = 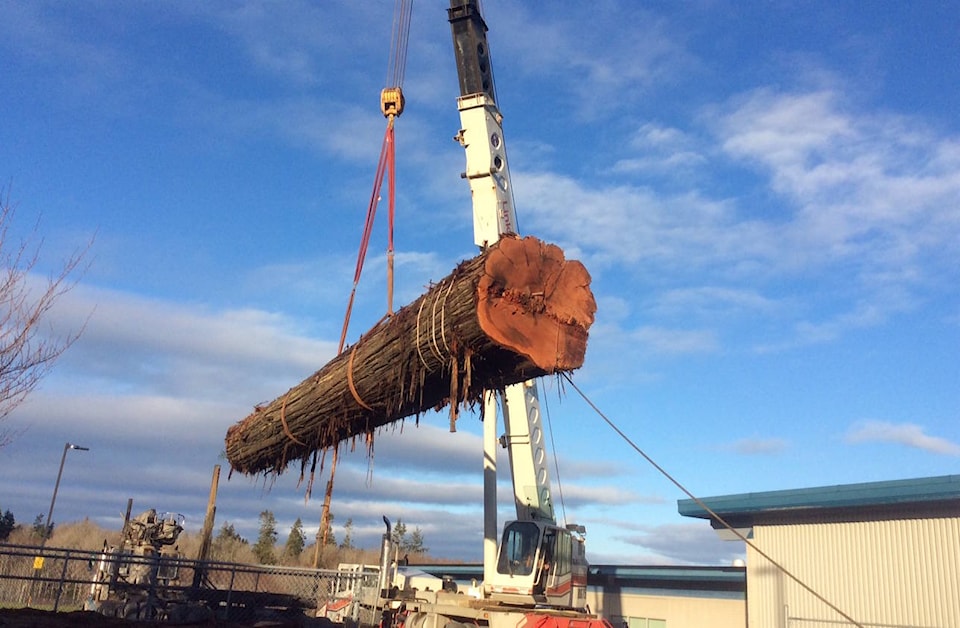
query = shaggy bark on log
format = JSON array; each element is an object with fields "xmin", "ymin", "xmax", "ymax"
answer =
[{"xmin": 224, "ymin": 235, "xmax": 595, "ymax": 477}]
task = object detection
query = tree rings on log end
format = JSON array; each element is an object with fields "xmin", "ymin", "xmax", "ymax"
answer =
[{"xmin": 477, "ymin": 236, "xmax": 596, "ymax": 371}]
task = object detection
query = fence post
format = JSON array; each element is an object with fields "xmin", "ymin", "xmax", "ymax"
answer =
[
  {"xmin": 53, "ymin": 550, "xmax": 70, "ymax": 612},
  {"xmin": 223, "ymin": 563, "xmax": 237, "ymax": 621}
]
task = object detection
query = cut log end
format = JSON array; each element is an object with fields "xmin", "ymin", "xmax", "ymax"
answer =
[{"xmin": 477, "ymin": 236, "xmax": 596, "ymax": 371}]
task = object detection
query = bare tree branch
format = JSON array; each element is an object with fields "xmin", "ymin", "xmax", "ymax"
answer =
[{"xmin": 0, "ymin": 187, "xmax": 91, "ymax": 447}]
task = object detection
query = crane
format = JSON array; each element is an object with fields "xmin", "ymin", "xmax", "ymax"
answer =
[
  {"xmin": 448, "ymin": 0, "xmax": 589, "ymax": 609},
  {"xmin": 322, "ymin": 3, "xmax": 608, "ymax": 627}
]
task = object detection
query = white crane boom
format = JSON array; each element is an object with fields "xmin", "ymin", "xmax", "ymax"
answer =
[{"xmin": 448, "ymin": 1, "xmax": 587, "ymax": 608}]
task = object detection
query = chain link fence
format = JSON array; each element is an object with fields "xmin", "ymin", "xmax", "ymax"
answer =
[{"xmin": 0, "ymin": 542, "xmax": 345, "ymax": 623}]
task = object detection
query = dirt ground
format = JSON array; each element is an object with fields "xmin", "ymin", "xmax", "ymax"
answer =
[{"xmin": 0, "ymin": 607, "xmax": 334, "ymax": 627}]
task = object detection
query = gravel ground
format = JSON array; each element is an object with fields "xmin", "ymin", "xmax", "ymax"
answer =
[{"xmin": 0, "ymin": 607, "xmax": 335, "ymax": 627}]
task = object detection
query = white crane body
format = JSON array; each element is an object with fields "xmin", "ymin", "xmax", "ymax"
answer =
[{"xmin": 455, "ymin": 93, "xmax": 518, "ymax": 249}]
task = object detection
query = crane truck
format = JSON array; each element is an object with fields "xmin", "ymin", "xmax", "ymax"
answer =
[{"xmin": 325, "ymin": 3, "xmax": 610, "ymax": 628}]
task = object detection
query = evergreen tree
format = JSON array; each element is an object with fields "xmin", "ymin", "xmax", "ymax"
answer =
[
  {"xmin": 320, "ymin": 512, "xmax": 336, "ymax": 548},
  {"xmin": 32, "ymin": 513, "xmax": 49, "ymax": 540},
  {"xmin": 284, "ymin": 517, "xmax": 306, "ymax": 560},
  {"xmin": 391, "ymin": 518, "xmax": 408, "ymax": 547},
  {"xmin": 340, "ymin": 517, "xmax": 354, "ymax": 550},
  {"xmin": 406, "ymin": 527, "xmax": 429, "ymax": 555},
  {"xmin": 0, "ymin": 508, "xmax": 14, "ymax": 542},
  {"xmin": 212, "ymin": 522, "xmax": 248, "ymax": 561},
  {"xmin": 252, "ymin": 510, "xmax": 278, "ymax": 564}
]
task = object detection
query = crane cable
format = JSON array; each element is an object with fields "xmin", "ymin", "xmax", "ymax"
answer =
[
  {"xmin": 559, "ymin": 372, "xmax": 866, "ymax": 628},
  {"xmin": 316, "ymin": 0, "xmax": 415, "ymax": 568},
  {"xmin": 538, "ymin": 380, "xmax": 569, "ymax": 527},
  {"xmin": 337, "ymin": 0, "xmax": 414, "ymax": 354},
  {"xmin": 386, "ymin": 0, "xmax": 414, "ymax": 89}
]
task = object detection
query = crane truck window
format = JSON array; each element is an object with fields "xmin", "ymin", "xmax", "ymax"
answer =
[{"xmin": 497, "ymin": 521, "xmax": 541, "ymax": 576}]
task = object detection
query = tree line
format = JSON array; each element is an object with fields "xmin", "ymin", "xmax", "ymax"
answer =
[
  {"xmin": 0, "ymin": 505, "xmax": 430, "ymax": 569},
  {"xmin": 242, "ymin": 511, "xmax": 429, "ymax": 566}
]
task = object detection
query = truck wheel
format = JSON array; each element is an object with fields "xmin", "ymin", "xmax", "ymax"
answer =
[{"xmin": 404, "ymin": 612, "xmax": 428, "ymax": 628}]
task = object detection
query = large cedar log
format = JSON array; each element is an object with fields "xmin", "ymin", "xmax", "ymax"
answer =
[{"xmin": 224, "ymin": 235, "xmax": 595, "ymax": 476}]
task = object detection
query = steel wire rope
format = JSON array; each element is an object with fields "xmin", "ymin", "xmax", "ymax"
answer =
[
  {"xmin": 386, "ymin": 0, "xmax": 414, "ymax": 89},
  {"xmin": 538, "ymin": 379, "xmax": 568, "ymax": 527},
  {"xmin": 559, "ymin": 371, "xmax": 866, "ymax": 628}
]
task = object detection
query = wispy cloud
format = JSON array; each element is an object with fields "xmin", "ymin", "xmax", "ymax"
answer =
[
  {"xmin": 43, "ymin": 282, "xmax": 336, "ymax": 401},
  {"xmin": 654, "ymin": 286, "xmax": 781, "ymax": 319},
  {"xmin": 614, "ymin": 122, "xmax": 707, "ymax": 176},
  {"xmin": 714, "ymin": 87, "xmax": 960, "ymax": 276},
  {"xmin": 845, "ymin": 420, "xmax": 960, "ymax": 456},
  {"xmin": 724, "ymin": 437, "xmax": 789, "ymax": 456},
  {"xmin": 632, "ymin": 326, "xmax": 718, "ymax": 355},
  {"xmin": 614, "ymin": 521, "xmax": 744, "ymax": 566},
  {"xmin": 490, "ymin": 4, "xmax": 694, "ymax": 120}
]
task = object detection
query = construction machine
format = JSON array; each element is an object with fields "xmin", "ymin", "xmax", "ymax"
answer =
[
  {"xmin": 325, "ymin": 3, "xmax": 609, "ymax": 628},
  {"xmin": 87, "ymin": 508, "xmax": 186, "ymax": 619}
]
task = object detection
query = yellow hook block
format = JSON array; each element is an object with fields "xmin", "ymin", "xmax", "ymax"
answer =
[{"xmin": 381, "ymin": 87, "xmax": 405, "ymax": 118}]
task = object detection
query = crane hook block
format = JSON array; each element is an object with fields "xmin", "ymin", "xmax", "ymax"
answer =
[{"xmin": 381, "ymin": 87, "xmax": 405, "ymax": 118}]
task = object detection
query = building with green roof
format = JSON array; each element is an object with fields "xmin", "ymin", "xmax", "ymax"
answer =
[{"xmin": 679, "ymin": 475, "xmax": 960, "ymax": 627}]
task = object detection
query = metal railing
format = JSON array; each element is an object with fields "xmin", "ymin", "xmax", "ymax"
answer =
[{"xmin": 0, "ymin": 542, "xmax": 345, "ymax": 623}]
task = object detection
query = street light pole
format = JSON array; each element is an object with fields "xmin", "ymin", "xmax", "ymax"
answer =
[{"xmin": 43, "ymin": 441, "xmax": 89, "ymax": 542}]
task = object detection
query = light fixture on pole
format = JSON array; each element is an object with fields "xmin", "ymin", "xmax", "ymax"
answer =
[{"xmin": 43, "ymin": 442, "xmax": 90, "ymax": 543}]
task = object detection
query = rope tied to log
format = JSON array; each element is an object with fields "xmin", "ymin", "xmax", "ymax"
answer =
[
  {"xmin": 429, "ymin": 279, "xmax": 449, "ymax": 363},
  {"xmin": 347, "ymin": 343, "xmax": 374, "ymax": 411},
  {"xmin": 279, "ymin": 391, "xmax": 306, "ymax": 447},
  {"xmin": 414, "ymin": 295, "xmax": 434, "ymax": 372},
  {"xmin": 438, "ymin": 277, "xmax": 455, "ymax": 356},
  {"xmin": 414, "ymin": 277, "xmax": 456, "ymax": 371}
]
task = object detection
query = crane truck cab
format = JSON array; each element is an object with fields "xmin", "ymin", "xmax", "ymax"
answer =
[{"xmin": 489, "ymin": 520, "xmax": 588, "ymax": 609}]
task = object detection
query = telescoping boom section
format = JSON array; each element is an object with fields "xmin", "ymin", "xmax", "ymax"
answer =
[{"xmin": 447, "ymin": 0, "xmax": 592, "ymax": 614}]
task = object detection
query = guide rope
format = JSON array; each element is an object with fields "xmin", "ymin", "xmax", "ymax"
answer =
[{"xmin": 560, "ymin": 372, "xmax": 866, "ymax": 628}]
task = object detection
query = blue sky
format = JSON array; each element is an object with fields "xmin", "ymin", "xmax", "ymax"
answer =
[{"xmin": 1, "ymin": 0, "xmax": 958, "ymax": 565}]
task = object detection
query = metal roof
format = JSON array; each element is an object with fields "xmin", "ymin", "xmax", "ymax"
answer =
[
  {"xmin": 413, "ymin": 563, "xmax": 745, "ymax": 596},
  {"xmin": 678, "ymin": 474, "xmax": 960, "ymax": 524}
]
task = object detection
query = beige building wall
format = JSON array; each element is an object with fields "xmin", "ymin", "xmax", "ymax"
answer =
[
  {"xmin": 747, "ymin": 516, "xmax": 959, "ymax": 627},
  {"xmin": 587, "ymin": 588, "xmax": 745, "ymax": 628}
]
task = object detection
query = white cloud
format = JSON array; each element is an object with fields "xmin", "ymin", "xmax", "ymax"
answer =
[
  {"xmin": 654, "ymin": 286, "xmax": 780, "ymax": 318},
  {"xmin": 632, "ymin": 326, "xmax": 718, "ymax": 355},
  {"xmin": 489, "ymin": 4, "xmax": 694, "ymax": 119},
  {"xmin": 42, "ymin": 281, "xmax": 336, "ymax": 401},
  {"xmin": 555, "ymin": 484, "xmax": 663, "ymax": 509},
  {"xmin": 614, "ymin": 521, "xmax": 744, "ymax": 566},
  {"xmin": 714, "ymin": 88, "xmax": 960, "ymax": 274},
  {"xmin": 515, "ymin": 170, "xmax": 751, "ymax": 270},
  {"xmin": 725, "ymin": 437, "xmax": 789, "ymax": 456},
  {"xmin": 14, "ymin": 392, "xmax": 239, "ymax": 444},
  {"xmin": 845, "ymin": 420, "xmax": 960, "ymax": 456},
  {"xmin": 615, "ymin": 122, "xmax": 707, "ymax": 175},
  {"xmin": 194, "ymin": 1, "xmax": 385, "ymax": 88}
]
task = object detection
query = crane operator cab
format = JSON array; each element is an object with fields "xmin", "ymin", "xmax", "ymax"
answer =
[{"xmin": 488, "ymin": 519, "xmax": 589, "ymax": 610}]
